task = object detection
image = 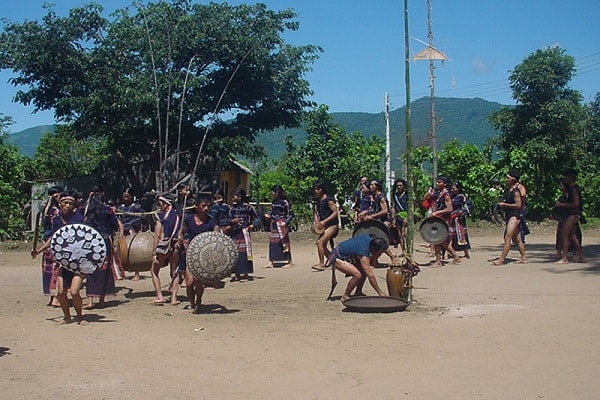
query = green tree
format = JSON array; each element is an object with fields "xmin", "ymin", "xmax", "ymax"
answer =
[
  {"xmin": 0, "ymin": 114, "xmax": 29, "ymax": 239},
  {"xmin": 437, "ymin": 139, "xmax": 496, "ymax": 219},
  {"xmin": 280, "ymin": 105, "xmax": 385, "ymax": 207},
  {"xmin": 31, "ymin": 125, "xmax": 109, "ymax": 179},
  {"xmin": 0, "ymin": 1, "xmax": 321, "ymax": 191},
  {"xmin": 488, "ymin": 47, "xmax": 586, "ymax": 218}
]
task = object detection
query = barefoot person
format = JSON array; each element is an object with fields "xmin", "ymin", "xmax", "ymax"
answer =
[
  {"xmin": 428, "ymin": 176, "xmax": 461, "ymax": 267},
  {"xmin": 150, "ymin": 195, "xmax": 180, "ymax": 304},
  {"xmin": 554, "ymin": 169, "xmax": 586, "ymax": 264},
  {"xmin": 491, "ymin": 170, "xmax": 528, "ymax": 265},
  {"xmin": 326, "ymin": 234, "xmax": 388, "ymax": 301},
  {"xmin": 311, "ymin": 180, "xmax": 339, "ymax": 271},
  {"xmin": 32, "ymin": 192, "xmax": 87, "ymax": 324},
  {"xmin": 178, "ymin": 195, "xmax": 218, "ymax": 313},
  {"xmin": 264, "ymin": 185, "xmax": 293, "ymax": 268}
]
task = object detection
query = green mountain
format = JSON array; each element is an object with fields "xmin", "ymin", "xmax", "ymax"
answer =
[
  {"xmin": 6, "ymin": 125, "xmax": 54, "ymax": 158},
  {"xmin": 256, "ymin": 97, "xmax": 505, "ymax": 163},
  {"xmin": 7, "ymin": 97, "xmax": 505, "ymax": 164}
]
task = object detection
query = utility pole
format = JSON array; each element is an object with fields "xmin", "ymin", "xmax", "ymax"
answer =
[
  {"xmin": 413, "ymin": 0, "xmax": 449, "ymax": 183},
  {"xmin": 384, "ymin": 92, "xmax": 392, "ymax": 202}
]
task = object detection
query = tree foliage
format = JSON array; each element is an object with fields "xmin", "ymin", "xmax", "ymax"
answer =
[
  {"xmin": 0, "ymin": 115, "xmax": 29, "ymax": 239},
  {"xmin": 488, "ymin": 47, "xmax": 588, "ymax": 219},
  {"xmin": 278, "ymin": 105, "xmax": 385, "ymax": 206},
  {"xmin": 0, "ymin": 1, "xmax": 321, "ymax": 191},
  {"xmin": 31, "ymin": 125, "xmax": 109, "ymax": 179}
]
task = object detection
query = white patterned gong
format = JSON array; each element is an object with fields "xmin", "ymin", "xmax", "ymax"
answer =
[
  {"xmin": 186, "ymin": 232, "xmax": 238, "ymax": 283},
  {"xmin": 50, "ymin": 223, "xmax": 107, "ymax": 274}
]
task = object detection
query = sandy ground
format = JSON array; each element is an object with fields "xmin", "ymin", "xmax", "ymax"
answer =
[{"xmin": 1, "ymin": 224, "xmax": 599, "ymax": 400}]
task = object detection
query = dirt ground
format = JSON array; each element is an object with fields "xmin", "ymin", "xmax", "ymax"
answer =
[{"xmin": 1, "ymin": 223, "xmax": 599, "ymax": 399}]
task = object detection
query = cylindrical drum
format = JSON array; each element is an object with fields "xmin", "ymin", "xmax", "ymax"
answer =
[
  {"xmin": 50, "ymin": 223, "xmax": 107, "ymax": 274},
  {"xmin": 419, "ymin": 216, "xmax": 449, "ymax": 245},
  {"xmin": 118, "ymin": 231, "xmax": 155, "ymax": 272},
  {"xmin": 186, "ymin": 232, "xmax": 238, "ymax": 284},
  {"xmin": 386, "ymin": 266, "xmax": 404, "ymax": 298}
]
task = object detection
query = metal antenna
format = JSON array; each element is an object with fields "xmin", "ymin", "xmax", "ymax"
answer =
[{"xmin": 412, "ymin": 0, "xmax": 449, "ymax": 183}]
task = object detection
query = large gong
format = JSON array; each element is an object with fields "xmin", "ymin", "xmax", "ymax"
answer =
[
  {"xmin": 50, "ymin": 223, "xmax": 107, "ymax": 274},
  {"xmin": 352, "ymin": 219, "xmax": 391, "ymax": 248},
  {"xmin": 419, "ymin": 216, "xmax": 449, "ymax": 245},
  {"xmin": 186, "ymin": 232, "xmax": 238, "ymax": 283}
]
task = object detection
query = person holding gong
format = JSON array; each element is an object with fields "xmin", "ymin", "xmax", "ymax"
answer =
[{"xmin": 32, "ymin": 191, "xmax": 87, "ymax": 324}]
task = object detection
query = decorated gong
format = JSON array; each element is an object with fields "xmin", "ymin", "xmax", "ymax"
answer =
[
  {"xmin": 50, "ymin": 223, "xmax": 107, "ymax": 274},
  {"xmin": 186, "ymin": 231, "xmax": 238, "ymax": 283}
]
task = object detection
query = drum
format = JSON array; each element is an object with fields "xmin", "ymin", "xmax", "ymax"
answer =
[
  {"xmin": 186, "ymin": 232, "xmax": 238, "ymax": 284},
  {"xmin": 50, "ymin": 223, "xmax": 107, "ymax": 274},
  {"xmin": 419, "ymin": 216, "xmax": 449, "ymax": 245},
  {"xmin": 352, "ymin": 219, "xmax": 391, "ymax": 248},
  {"xmin": 311, "ymin": 223, "xmax": 325, "ymax": 235},
  {"xmin": 118, "ymin": 231, "xmax": 154, "ymax": 272}
]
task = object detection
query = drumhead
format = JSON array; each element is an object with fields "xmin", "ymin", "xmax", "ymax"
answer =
[
  {"xmin": 50, "ymin": 223, "xmax": 107, "ymax": 274},
  {"xmin": 186, "ymin": 232, "xmax": 238, "ymax": 283}
]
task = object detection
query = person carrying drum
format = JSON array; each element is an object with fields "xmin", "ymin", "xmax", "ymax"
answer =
[
  {"xmin": 326, "ymin": 234, "xmax": 388, "ymax": 302},
  {"xmin": 150, "ymin": 195, "xmax": 180, "ymax": 304}
]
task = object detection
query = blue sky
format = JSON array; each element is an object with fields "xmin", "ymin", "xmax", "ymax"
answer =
[{"xmin": 2, "ymin": 0, "xmax": 599, "ymax": 133}]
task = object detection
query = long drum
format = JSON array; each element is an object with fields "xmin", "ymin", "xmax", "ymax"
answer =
[
  {"xmin": 186, "ymin": 231, "xmax": 238, "ymax": 284},
  {"xmin": 118, "ymin": 231, "xmax": 155, "ymax": 272},
  {"xmin": 50, "ymin": 223, "xmax": 107, "ymax": 274},
  {"xmin": 419, "ymin": 216, "xmax": 449, "ymax": 245}
]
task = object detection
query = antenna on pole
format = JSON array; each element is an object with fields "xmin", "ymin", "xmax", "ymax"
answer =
[
  {"xmin": 384, "ymin": 92, "xmax": 393, "ymax": 202},
  {"xmin": 412, "ymin": 0, "xmax": 449, "ymax": 183}
]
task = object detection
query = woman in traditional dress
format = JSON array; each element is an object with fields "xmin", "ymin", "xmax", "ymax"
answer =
[
  {"xmin": 83, "ymin": 186, "xmax": 124, "ymax": 309},
  {"xmin": 38, "ymin": 186, "xmax": 62, "ymax": 306},
  {"xmin": 264, "ymin": 185, "xmax": 293, "ymax": 268},
  {"xmin": 490, "ymin": 171, "xmax": 527, "ymax": 265},
  {"xmin": 311, "ymin": 180, "xmax": 339, "ymax": 271},
  {"xmin": 117, "ymin": 188, "xmax": 147, "ymax": 280},
  {"xmin": 150, "ymin": 195, "xmax": 180, "ymax": 304},
  {"xmin": 449, "ymin": 182, "xmax": 471, "ymax": 259},
  {"xmin": 177, "ymin": 195, "xmax": 218, "ymax": 312},
  {"xmin": 429, "ymin": 176, "xmax": 461, "ymax": 267},
  {"xmin": 32, "ymin": 191, "xmax": 87, "ymax": 324},
  {"xmin": 390, "ymin": 178, "xmax": 408, "ymax": 252},
  {"xmin": 224, "ymin": 187, "xmax": 260, "ymax": 281}
]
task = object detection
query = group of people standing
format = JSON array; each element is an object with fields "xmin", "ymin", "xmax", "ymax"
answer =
[
  {"xmin": 34, "ymin": 182, "xmax": 299, "ymax": 320},
  {"xmin": 33, "ymin": 186, "xmax": 124, "ymax": 324}
]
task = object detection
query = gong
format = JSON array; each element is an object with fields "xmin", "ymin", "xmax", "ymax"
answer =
[
  {"xmin": 352, "ymin": 219, "xmax": 391, "ymax": 248},
  {"xmin": 419, "ymin": 216, "xmax": 449, "ymax": 245},
  {"xmin": 50, "ymin": 223, "xmax": 107, "ymax": 274},
  {"xmin": 186, "ymin": 231, "xmax": 238, "ymax": 283}
]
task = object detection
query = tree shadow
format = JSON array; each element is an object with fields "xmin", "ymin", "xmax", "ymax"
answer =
[
  {"xmin": 477, "ymin": 241, "xmax": 600, "ymax": 275},
  {"xmin": 0, "ymin": 346, "xmax": 11, "ymax": 357}
]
